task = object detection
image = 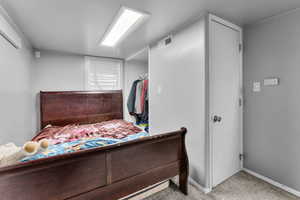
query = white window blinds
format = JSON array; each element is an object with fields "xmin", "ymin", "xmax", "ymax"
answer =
[{"xmin": 85, "ymin": 56, "xmax": 122, "ymax": 90}]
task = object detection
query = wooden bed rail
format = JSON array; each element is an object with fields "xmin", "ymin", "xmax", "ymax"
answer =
[{"xmin": 0, "ymin": 128, "xmax": 189, "ymax": 200}]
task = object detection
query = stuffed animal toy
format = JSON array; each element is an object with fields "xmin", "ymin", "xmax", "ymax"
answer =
[
  {"xmin": 39, "ymin": 139, "xmax": 50, "ymax": 150},
  {"xmin": 0, "ymin": 139, "xmax": 50, "ymax": 167}
]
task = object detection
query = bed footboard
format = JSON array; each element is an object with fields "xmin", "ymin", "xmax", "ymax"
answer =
[{"xmin": 0, "ymin": 128, "xmax": 188, "ymax": 200}]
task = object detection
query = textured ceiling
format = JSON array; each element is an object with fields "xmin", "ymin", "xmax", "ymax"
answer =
[{"xmin": 1, "ymin": 0, "xmax": 300, "ymax": 59}]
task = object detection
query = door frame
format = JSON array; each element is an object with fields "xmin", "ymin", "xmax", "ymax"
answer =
[{"xmin": 205, "ymin": 14, "xmax": 243, "ymax": 191}]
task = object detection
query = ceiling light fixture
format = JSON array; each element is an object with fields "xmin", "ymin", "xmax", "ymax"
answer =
[{"xmin": 100, "ymin": 7, "xmax": 149, "ymax": 47}]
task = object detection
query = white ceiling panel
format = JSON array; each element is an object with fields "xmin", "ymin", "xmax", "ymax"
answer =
[{"xmin": 1, "ymin": 0, "xmax": 300, "ymax": 58}]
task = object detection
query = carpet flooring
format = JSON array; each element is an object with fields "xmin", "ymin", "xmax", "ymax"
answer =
[{"xmin": 144, "ymin": 171, "xmax": 299, "ymax": 200}]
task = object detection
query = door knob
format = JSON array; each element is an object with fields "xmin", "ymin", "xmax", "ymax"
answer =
[{"xmin": 213, "ymin": 115, "xmax": 222, "ymax": 123}]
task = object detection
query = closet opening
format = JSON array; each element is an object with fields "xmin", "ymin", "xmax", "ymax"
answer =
[{"xmin": 124, "ymin": 48, "xmax": 149, "ymax": 133}]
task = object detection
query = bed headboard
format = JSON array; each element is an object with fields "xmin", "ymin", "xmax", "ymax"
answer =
[{"xmin": 40, "ymin": 90, "xmax": 123, "ymax": 129}]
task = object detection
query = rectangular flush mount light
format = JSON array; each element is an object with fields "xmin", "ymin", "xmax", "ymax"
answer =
[{"xmin": 100, "ymin": 7, "xmax": 149, "ymax": 47}]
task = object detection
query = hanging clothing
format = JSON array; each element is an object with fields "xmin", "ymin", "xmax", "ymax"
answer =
[
  {"xmin": 127, "ymin": 77, "xmax": 149, "ymax": 131},
  {"xmin": 141, "ymin": 88, "xmax": 148, "ymax": 123},
  {"xmin": 135, "ymin": 81, "xmax": 143, "ymax": 114},
  {"xmin": 127, "ymin": 80, "xmax": 140, "ymax": 114},
  {"xmin": 141, "ymin": 80, "xmax": 148, "ymax": 113}
]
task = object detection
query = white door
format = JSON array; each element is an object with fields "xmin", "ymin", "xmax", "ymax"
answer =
[{"xmin": 209, "ymin": 15, "xmax": 242, "ymax": 187}]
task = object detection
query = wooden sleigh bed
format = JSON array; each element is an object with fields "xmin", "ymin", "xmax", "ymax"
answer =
[{"xmin": 0, "ymin": 90, "xmax": 189, "ymax": 200}]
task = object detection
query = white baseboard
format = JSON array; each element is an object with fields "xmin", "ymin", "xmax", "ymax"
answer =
[
  {"xmin": 243, "ymin": 168, "xmax": 300, "ymax": 197},
  {"xmin": 189, "ymin": 177, "xmax": 211, "ymax": 194}
]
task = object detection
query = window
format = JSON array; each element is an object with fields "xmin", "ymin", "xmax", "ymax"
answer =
[{"xmin": 85, "ymin": 56, "xmax": 123, "ymax": 90}]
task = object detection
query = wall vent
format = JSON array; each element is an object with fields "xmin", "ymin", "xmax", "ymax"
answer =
[
  {"xmin": 157, "ymin": 35, "xmax": 173, "ymax": 48},
  {"xmin": 164, "ymin": 36, "xmax": 172, "ymax": 45}
]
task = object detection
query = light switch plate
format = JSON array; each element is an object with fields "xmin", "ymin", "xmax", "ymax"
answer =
[
  {"xmin": 264, "ymin": 78, "xmax": 279, "ymax": 86},
  {"xmin": 157, "ymin": 85, "xmax": 162, "ymax": 95},
  {"xmin": 253, "ymin": 82, "xmax": 261, "ymax": 92}
]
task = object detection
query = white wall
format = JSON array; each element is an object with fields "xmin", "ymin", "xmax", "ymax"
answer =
[
  {"xmin": 244, "ymin": 9, "xmax": 300, "ymax": 191},
  {"xmin": 32, "ymin": 50, "xmax": 85, "ymax": 92},
  {"xmin": 149, "ymin": 18, "xmax": 206, "ymax": 186},
  {"xmin": 123, "ymin": 60, "xmax": 148, "ymax": 122},
  {"xmin": 0, "ymin": 7, "xmax": 34, "ymax": 146},
  {"xmin": 32, "ymin": 50, "xmax": 85, "ymax": 130}
]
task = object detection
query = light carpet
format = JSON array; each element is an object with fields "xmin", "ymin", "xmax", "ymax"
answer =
[{"xmin": 144, "ymin": 171, "xmax": 299, "ymax": 200}]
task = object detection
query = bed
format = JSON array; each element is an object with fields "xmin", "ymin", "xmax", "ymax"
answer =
[{"xmin": 0, "ymin": 90, "xmax": 189, "ymax": 200}]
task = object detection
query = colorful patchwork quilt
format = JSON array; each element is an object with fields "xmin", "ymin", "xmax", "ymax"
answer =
[
  {"xmin": 32, "ymin": 120, "xmax": 143, "ymax": 145},
  {"xmin": 21, "ymin": 131, "xmax": 149, "ymax": 162}
]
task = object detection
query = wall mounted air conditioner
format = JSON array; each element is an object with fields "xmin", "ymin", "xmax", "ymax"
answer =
[{"xmin": 0, "ymin": 13, "xmax": 22, "ymax": 49}]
